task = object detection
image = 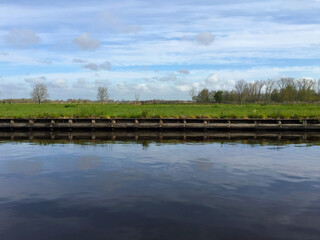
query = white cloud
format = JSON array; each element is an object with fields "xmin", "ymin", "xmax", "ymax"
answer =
[
  {"xmin": 73, "ymin": 33, "xmax": 100, "ymax": 51},
  {"xmin": 94, "ymin": 79, "xmax": 109, "ymax": 87},
  {"xmin": 174, "ymin": 84, "xmax": 193, "ymax": 93},
  {"xmin": 144, "ymin": 73, "xmax": 179, "ymax": 83},
  {"xmin": 195, "ymin": 32, "xmax": 215, "ymax": 46},
  {"xmin": 50, "ymin": 78, "xmax": 68, "ymax": 88},
  {"xmin": 115, "ymin": 80, "xmax": 169, "ymax": 99},
  {"xmin": 4, "ymin": 29, "xmax": 41, "ymax": 48},
  {"xmin": 25, "ymin": 76, "xmax": 46, "ymax": 85},
  {"xmin": 205, "ymin": 73, "xmax": 219, "ymax": 84},
  {"xmin": 72, "ymin": 78, "xmax": 109, "ymax": 89},
  {"xmin": 73, "ymin": 78, "xmax": 87, "ymax": 88},
  {"xmin": 0, "ymin": 80, "xmax": 27, "ymax": 98},
  {"xmin": 25, "ymin": 76, "xmax": 68, "ymax": 89},
  {"xmin": 156, "ymin": 73, "xmax": 177, "ymax": 82},
  {"xmin": 82, "ymin": 61, "xmax": 112, "ymax": 71}
]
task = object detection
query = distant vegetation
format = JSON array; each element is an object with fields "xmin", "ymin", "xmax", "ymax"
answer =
[
  {"xmin": 0, "ymin": 103, "xmax": 320, "ymax": 119},
  {"xmin": 191, "ymin": 78, "xmax": 320, "ymax": 104}
]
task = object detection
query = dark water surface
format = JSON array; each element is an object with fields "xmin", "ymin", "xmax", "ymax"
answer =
[{"xmin": 0, "ymin": 139, "xmax": 319, "ymax": 240}]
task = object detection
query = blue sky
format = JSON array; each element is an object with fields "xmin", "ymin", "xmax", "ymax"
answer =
[{"xmin": 0, "ymin": 0, "xmax": 320, "ymax": 100}]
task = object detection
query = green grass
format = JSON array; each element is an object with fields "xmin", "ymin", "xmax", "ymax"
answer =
[{"xmin": 0, "ymin": 103, "xmax": 320, "ymax": 119}]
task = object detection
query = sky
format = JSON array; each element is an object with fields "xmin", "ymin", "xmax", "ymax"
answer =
[{"xmin": 0, "ymin": 0, "xmax": 320, "ymax": 100}]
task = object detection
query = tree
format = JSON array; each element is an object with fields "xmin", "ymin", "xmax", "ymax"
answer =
[
  {"xmin": 193, "ymin": 88, "xmax": 215, "ymax": 103},
  {"xmin": 247, "ymin": 82, "xmax": 258, "ymax": 103},
  {"xmin": 264, "ymin": 79, "xmax": 276, "ymax": 103},
  {"xmin": 256, "ymin": 80, "xmax": 265, "ymax": 102},
  {"xmin": 296, "ymin": 78, "xmax": 315, "ymax": 102},
  {"xmin": 97, "ymin": 87, "xmax": 108, "ymax": 104},
  {"xmin": 234, "ymin": 80, "xmax": 248, "ymax": 104},
  {"xmin": 214, "ymin": 90, "xmax": 223, "ymax": 103},
  {"xmin": 271, "ymin": 89, "xmax": 281, "ymax": 102},
  {"xmin": 134, "ymin": 91, "xmax": 141, "ymax": 104},
  {"xmin": 277, "ymin": 78, "xmax": 297, "ymax": 102},
  {"xmin": 31, "ymin": 84, "xmax": 49, "ymax": 104}
]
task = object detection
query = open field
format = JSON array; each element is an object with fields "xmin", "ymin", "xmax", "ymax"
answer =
[{"xmin": 0, "ymin": 103, "xmax": 320, "ymax": 119}]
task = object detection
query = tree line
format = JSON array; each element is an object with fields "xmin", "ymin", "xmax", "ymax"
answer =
[
  {"xmin": 191, "ymin": 78, "xmax": 320, "ymax": 104},
  {"xmin": 2, "ymin": 78, "xmax": 320, "ymax": 104}
]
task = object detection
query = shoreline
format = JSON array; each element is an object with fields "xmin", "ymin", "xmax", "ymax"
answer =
[{"xmin": 0, "ymin": 118, "xmax": 320, "ymax": 131}]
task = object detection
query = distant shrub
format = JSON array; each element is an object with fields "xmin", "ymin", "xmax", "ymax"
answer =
[{"xmin": 64, "ymin": 104, "xmax": 78, "ymax": 108}]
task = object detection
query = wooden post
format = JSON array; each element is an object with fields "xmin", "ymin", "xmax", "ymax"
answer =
[
  {"xmin": 303, "ymin": 120, "xmax": 307, "ymax": 130},
  {"xmin": 68, "ymin": 119, "xmax": 73, "ymax": 132},
  {"xmin": 111, "ymin": 119, "xmax": 116, "ymax": 131},
  {"xmin": 29, "ymin": 120, "xmax": 34, "ymax": 131},
  {"xmin": 92, "ymin": 119, "xmax": 96, "ymax": 131},
  {"xmin": 10, "ymin": 120, "xmax": 14, "ymax": 131},
  {"xmin": 50, "ymin": 120, "xmax": 55, "ymax": 132},
  {"xmin": 159, "ymin": 119, "xmax": 163, "ymax": 130}
]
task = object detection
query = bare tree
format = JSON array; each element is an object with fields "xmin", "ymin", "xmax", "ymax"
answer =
[
  {"xmin": 277, "ymin": 78, "xmax": 297, "ymax": 102},
  {"xmin": 256, "ymin": 80, "xmax": 265, "ymax": 102},
  {"xmin": 277, "ymin": 78, "xmax": 295, "ymax": 89},
  {"xmin": 134, "ymin": 91, "xmax": 141, "ymax": 104},
  {"xmin": 296, "ymin": 78, "xmax": 315, "ymax": 102},
  {"xmin": 297, "ymin": 78, "xmax": 315, "ymax": 91},
  {"xmin": 247, "ymin": 81, "xmax": 264, "ymax": 102},
  {"xmin": 31, "ymin": 84, "xmax": 49, "ymax": 104},
  {"xmin": 234, "ymin": 80, "xmax": 248, "ymax": 104},
  {"xmin": 247, "ymin": 81, "xmax": 259, "ymax": 102},
  {"xmin": 97, "ymin": 86, "xmax": 108, "ymax": 104},
  {"xmin": 264, "ymin": 79, "xmax": 276, "ymax": 103}
]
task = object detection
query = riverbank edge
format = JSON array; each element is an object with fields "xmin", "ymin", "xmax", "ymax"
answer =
[{"xmin": 0, "ymin": 118, "xmax": 320, "ymax": 131}]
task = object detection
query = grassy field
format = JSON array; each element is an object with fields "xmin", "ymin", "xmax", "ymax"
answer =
[{"xmin": 0, "ymin": 103, "xmax": 319, "ymax": 119}]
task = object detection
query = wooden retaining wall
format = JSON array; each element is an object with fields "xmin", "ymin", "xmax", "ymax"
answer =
[{"xmin": 0, "ymin": 118, "xmax": 320, "ymax": 131}]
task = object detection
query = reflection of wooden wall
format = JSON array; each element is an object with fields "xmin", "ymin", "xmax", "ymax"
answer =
[{"xmin": 0, "ymin": 131, "xmax": 320, "ymax": 145}]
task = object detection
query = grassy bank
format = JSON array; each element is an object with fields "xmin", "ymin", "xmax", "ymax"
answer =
[{"xmin": 0, "ymin": 103, "xmax": 319, "ymax": 119}]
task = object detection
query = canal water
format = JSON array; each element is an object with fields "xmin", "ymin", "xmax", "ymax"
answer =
[{"xmin": 0, "ymin": 138, "xmax": 319, "ymax": 240}]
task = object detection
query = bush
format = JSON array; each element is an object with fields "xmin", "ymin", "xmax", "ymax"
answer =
[{"xmin": 64, "ymin": 104, "xmax": 78, "ymax": 108}]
